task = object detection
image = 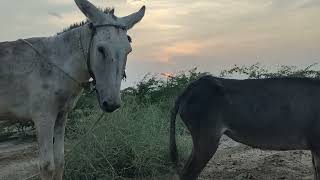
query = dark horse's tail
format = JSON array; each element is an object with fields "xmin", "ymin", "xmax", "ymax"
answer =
[
  {"xmin": 170, "ymin": 74, "xmax": 215, "ymax": 165},
  {"xmin": 170, "ymin": 80, "xmax": 197, "ymax": 165},
  {"xmin": 169, "ymin": 96, "xmax": 180, "ymax": 165}
]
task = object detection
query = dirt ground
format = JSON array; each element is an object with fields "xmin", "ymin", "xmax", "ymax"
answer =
[
  {"xmin": 0, "ymin": 136, "xmax": 314, "ymax": 180},
  {"xmin": 199, "ymin": 136, "xmax": 313, "ymax": 180},
  {"xmin": 0, "ymin": 138, "xmax": 38, "ymax": 180}
]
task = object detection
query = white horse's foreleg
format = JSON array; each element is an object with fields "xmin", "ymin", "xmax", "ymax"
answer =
[
  {"xmin": 312, "ymin": 150, "xmax": 320, "ymax": 180},
  {"xmin": 34, "ymin": 113, "xmax": 56, "ymax": 180},
  {"xmin": 53, "ymin": 111, "xmax": 67, "ymax": 180}
]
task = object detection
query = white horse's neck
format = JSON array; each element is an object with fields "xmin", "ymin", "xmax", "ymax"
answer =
[{"xmin": 49, "ymin": 24, "xmax": 93, "ymax": 85}]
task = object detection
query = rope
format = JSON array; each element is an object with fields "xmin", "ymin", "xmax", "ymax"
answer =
[
  {"xmin": 23, "ymin": 173, "xmax": 38, "ymax": 180},
  {"xmin": 65, "ymin": 112, "xmax": 105, "ymax": 156},
  {"xmin": 19, "ymin": 39, "xmax": 88, "ymax": 88},
  {"xmin": 23, "ymin": 112, "xmax": 105, "ymax": 180}
]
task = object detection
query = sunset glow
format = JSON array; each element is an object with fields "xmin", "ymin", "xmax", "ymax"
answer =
[{"xmin": 161, "ymin": 72, "xmax": 175, "ymax": 79}]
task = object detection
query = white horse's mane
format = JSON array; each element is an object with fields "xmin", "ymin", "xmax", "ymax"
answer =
[{"xmin": 58, "ymin": 7, "xmax": 114, "ymax": 35}]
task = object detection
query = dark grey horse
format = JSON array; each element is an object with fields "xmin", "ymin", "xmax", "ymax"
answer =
[{"xmin": 170, "ymin": 75, "xmax": 320, "ymax": 180}]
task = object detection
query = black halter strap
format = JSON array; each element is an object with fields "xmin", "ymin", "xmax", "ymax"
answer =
[
  {"xmin": 85, "ymin": 23, "xmax": 127, "ymax": 85},
  {"xmin": 86, "ymin": 23, "xmax": 97, "ymax": 85}
]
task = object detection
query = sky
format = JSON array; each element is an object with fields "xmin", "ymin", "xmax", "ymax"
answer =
[{"xmin": 0, "ymin": 0, "xmax": 319, "ymax": 87}]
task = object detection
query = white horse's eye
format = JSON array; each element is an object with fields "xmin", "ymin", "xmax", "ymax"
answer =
[{"xmin": 127, "ymin": 35, "xmax": 132, "ymax": 43}]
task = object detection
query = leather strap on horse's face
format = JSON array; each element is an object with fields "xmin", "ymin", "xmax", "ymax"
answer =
[
  {"xmin": 86, "ymin": 23, "xmax": 127, "ymax": 86},
  {"xmin": 86, "ymin": 23, "xmax": 97, "ymax": 85}
]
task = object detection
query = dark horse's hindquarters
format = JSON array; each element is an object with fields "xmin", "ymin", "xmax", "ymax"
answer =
[{"xmin": 170, "ymin": 75, "xmax": 320, "ymax": 180}]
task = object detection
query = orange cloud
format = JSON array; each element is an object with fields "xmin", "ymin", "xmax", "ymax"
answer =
[{"xmin": 156, "ymin": 41, "xmax": 207, "ymax": 63}]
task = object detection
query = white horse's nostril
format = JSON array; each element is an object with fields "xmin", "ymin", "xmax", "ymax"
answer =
[
  {"xmin": 102, "ymin": 101, "xmax": 120, "ymax": 112},
  {"xmin": 102, "ymin": 101, "xmax": 109, "ymax": 108},
  {"xmin": 97, "ymin": 46, "xmax": 106, "ymax": 58}
]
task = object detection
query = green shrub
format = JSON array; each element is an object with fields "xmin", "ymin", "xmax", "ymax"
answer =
[{"xmin": 220, "ymin": 63, "xmax": 320, "ymax": 79}]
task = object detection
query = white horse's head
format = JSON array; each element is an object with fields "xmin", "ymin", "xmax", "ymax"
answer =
[{"xmin": 75, "ymin": 0, "xmax": 145, "ymax": 112}]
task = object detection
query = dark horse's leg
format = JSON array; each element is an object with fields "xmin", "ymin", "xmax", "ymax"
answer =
[
  {"xmin": 179, "ymin": 126, "xmax": 221, "ymax": 180},
  {"xmin": 312, "ymin": 150, "xmax": 320, "ymax": 180}
]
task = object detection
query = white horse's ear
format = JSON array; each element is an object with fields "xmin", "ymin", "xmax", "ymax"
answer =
[
  {"xmin": 74, "ymin": 0, "xmax": 105, "ymax": 23},
  {"xmin": 109, "ymin": 9, "xmax": 115, "ymax": 15},
  {"xmin": 119, "ymin": 6, "xmax": 145, "ymax": 30}
]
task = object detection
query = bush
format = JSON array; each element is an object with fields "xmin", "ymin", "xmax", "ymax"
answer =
[{"xmin": 220, "ymin": 63, "xmax": 320, "ymax": 79}]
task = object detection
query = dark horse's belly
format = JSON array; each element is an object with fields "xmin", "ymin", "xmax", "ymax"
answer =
[
  {"xmin": 221, "ymin": 97, "xmax": 317, "ymax": 151},
  {"xmin": 224, "ymin": 128, "xmax": 310, "ymax": 150}
]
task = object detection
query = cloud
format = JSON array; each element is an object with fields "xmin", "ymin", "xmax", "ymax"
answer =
[
  {"xmin": 127, "ymin": 0, "xmax": 146, "ymax": 5},
  {"xmin": 299, "ymin": 0, "xmax": 320, "ymax": 8},
  {"xmin": 0, "ymin": 0, "xmax": 319, "ymax": 87},
  {"xmin": 156, "ymin": 41, "xmax": 207, "ymax": 62},
  {"xmin": 48, "ymin": 12, "xmax": 63, "ymax": 19},
  {"xmin": 48, "ymin": 0, "xmax": 73, "ymax": 5},
  {"xmin": 48, "ymin": 11, "xmax": 85, "ymax": 27},
  {"xmin": 269, "ymin": 0, "xmax": 320, "ymax": 10}
]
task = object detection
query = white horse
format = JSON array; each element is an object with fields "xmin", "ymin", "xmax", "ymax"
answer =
[{"xmin": 0, "ymin": 0, "xmax": 145, "ymax": 179}]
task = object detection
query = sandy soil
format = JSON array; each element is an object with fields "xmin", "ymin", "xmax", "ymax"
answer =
[
  {"xmin": 0, "ymin": 138, "xmax": 38, "ymax": 180},
  {"xmin": 199, "ymin": 136, "xmax": 313, "ymax": 180},
  {"xmin": 0, "ymin": 136, "xmax": 315, "ymax": 180}
]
